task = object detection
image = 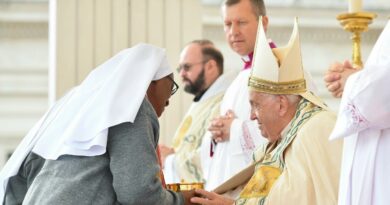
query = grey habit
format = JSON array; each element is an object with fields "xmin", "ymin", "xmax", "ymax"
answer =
[
  {"xmin": 20, "ymin": 99, "xmax": 184, "ymax": 205},
  {"xmin": 3, "ymin": 152, "xmax": 44, "ymax": 205}
]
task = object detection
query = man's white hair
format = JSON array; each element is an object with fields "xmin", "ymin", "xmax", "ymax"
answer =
[
  {"xmin": 265, "ymin": 93, "xmax": 301, "ymax": 105},
  {"xmin": 285, "ymin": 94, "xmax": 301, "ymax": 105}
]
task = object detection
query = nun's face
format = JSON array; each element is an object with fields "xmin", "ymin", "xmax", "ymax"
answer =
[{"xmin": 147, "ymin": 74, "xmax": 177, "ymax": 117}]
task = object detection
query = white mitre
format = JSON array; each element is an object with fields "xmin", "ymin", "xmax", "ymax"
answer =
[{"xmin": 248, "ymin": 17, "xmax": 327, "ymax": 109}]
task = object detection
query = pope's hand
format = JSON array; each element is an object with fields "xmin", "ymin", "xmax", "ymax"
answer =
[{"xmin": 190, "ymin": 189, "xmax": 234, "ymax": 205}]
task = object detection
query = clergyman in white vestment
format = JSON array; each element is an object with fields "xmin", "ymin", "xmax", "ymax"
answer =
[{"xmin": 330, "ymin": 20, "xmax": 390, "ymax": 205}]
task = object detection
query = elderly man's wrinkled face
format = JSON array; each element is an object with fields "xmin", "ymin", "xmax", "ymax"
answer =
[
  {"xmin": 249, "ymin": 91, "xmax": 282, "ymax": 142},
  {"xmin": 147, "ymin": 74, "xmax": 177, "ymax": 117}
]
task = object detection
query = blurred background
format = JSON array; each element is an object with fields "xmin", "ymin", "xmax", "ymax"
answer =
[{"xmin": 0, "ymin": 0, "xmax": 389, "ymax": 168}]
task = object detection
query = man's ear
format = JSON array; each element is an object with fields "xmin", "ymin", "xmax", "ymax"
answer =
[
  {"xmin": 262, "ymin": 16, "xmax": 269, "ymax": 33},
  {"xmin": 278, "ymin": 95, "xmax": 289, "ymax": 117},
  {"xmin": 205, "ymin": 59, "xmax": 215, "ymax": 70}
]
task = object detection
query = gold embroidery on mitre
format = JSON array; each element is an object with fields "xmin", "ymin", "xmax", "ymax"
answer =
[
  {"xmin": 172, "ymin": 116, "xmax": 192, "ymax": 149},
  {"xmin": 240, "ymin": 166, "xmax": 282, "ymax": 198},
  {"xmin": 248, "ymin": 75, "xmax": 306, "ymax": 95}
]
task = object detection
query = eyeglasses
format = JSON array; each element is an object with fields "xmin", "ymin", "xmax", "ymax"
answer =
[
  {"xmin": 176, "ymin": 59, "xmax": 209, "ymax": 73},
  {"xmin": 168, "ymin": 75, "xmax": 179, "ymax": 96}
]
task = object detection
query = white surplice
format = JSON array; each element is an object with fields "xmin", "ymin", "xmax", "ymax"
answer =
[
  {"xmin": 330, "ymin": 20, "xmax": 390, "ymax": 205},
  {"xmin": 201, "ymin": 69, "xmax": 267, "ymax": 192}
]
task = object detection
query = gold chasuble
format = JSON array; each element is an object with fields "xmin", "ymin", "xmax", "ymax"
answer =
[
  {"xmin": 172, "ymin": 93, "xmax": 223, "ymax": 182},
  {"xmin": 236, "ymin": 99, "xmax": 322, "ymax": 205}
]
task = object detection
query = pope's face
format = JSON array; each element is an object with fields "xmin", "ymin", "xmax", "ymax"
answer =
[{"xmin": 249, "ymin": 91, "xmax": 281, "ymax": 142}]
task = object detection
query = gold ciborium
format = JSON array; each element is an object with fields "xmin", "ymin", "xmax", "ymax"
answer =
[
  {"xmin": 166, "ymin": 182, "xmax": 204, "ymax": 192},
  {"xmin": 337, "ymin": 12, "xmax": 377, "ymax": 68}
]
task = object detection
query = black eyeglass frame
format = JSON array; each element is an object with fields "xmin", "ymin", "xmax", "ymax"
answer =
[
  {"xmin": 176, "ymin": 59, "xmax": 210, "ymax": 73},
  {"xmin": 168, "ymin": 75, "xmax": 179, "ymax": 96}
]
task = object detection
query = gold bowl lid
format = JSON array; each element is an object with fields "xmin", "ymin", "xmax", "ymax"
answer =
[{"xmin": 166, "ymin": 182, "xmax": 204, "ymax": 192}]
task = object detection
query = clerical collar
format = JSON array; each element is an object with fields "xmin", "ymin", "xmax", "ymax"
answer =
[
  {"xmin": 241, "ymin": 52, "xmax": 253, "ymax": 70},
  {"xmin": 193, "ymin": 89, "xmax": 208, "ymax": 102},
  {"xmin": 241, "ymin": 40, "xmax": 277, "ymax": 70}
]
